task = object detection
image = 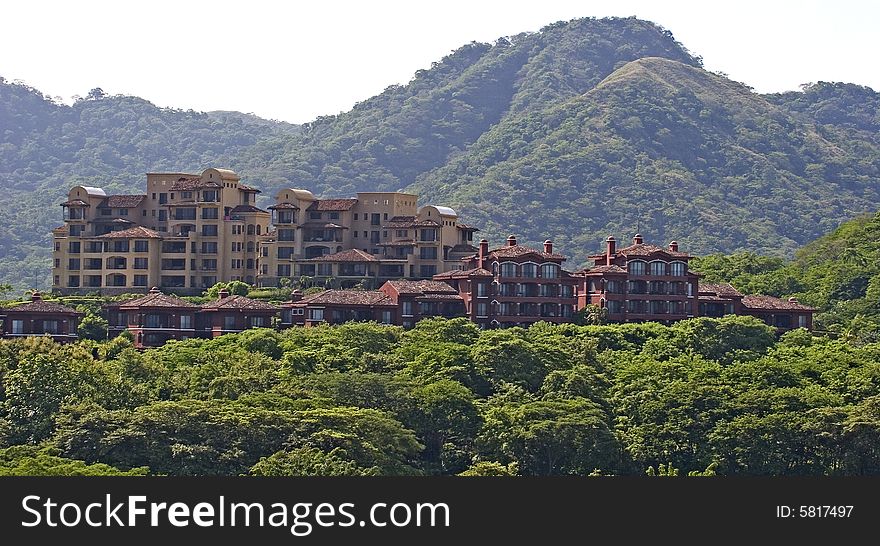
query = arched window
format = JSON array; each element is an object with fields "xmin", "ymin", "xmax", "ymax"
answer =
[
  {"xmin": 247, "ymin": 224, "xmax": 255, "ymax": 235},
  {"xmin": 649, "ymin": 260, "xmax": 666, "ymax": 276},
  {"xmin": 256, "ymin": 224, "xmax": 262, "ymax": 235},
  {"xmin": 500, "ymin": 262, "xmax": 517, "ymax": 277},
  {"xmin": 670, "ymin": 261, "xmax": 686, "ymax": 276},
  {"xmin": 628, "ymin": 260, "xmax": 646, "ymax": 276},
  {"xmin": 540, "ymin": 263, "xmax": 559, "ymax": 278},
  {"xmin": 247, "ymin": 241, "xmax": 255, "ymax": 253},
  {"xmin": 521, "ymin": 263, "xmax": 537, "ymax": 278}
]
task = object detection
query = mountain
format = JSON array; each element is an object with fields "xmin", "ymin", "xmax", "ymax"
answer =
[{"xmin": 1, "ymin": 16, "xmax": 879, "ymax": 290}]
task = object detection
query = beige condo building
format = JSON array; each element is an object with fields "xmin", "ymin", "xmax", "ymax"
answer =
[{"xmin": 52, "ymin": 168, "xmax": 269, "ymax": 295}]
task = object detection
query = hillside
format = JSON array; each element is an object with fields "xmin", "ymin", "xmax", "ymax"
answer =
[{"xmin": 2, "ymin": 16, "xmax": 880, "ymax": 289}]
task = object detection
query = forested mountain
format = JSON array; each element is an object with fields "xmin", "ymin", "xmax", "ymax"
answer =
[{"xmin": 2, "ymin": 16, "xmax": 880, "ymax": 290}]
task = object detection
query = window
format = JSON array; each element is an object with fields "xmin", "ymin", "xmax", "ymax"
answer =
[
  {"xmin": 476, "ymin": 283, "xmax": 488, "ymax": 297},
  {"xmin": 309, "ymin": 212, "xmax": 322, "ymax": 220},
  {"xmin": 118, "ymin": 209, "xmax": 128, "ymax": 216},
  {"xmin": 111, "ymin": 240, "xmax": 129, "ymax": 253},
  {"xmin": 476, "ymin": 302, "xmax": 488, "ymax": 317},
  {"xmin": 278, "ymin": 229, "xmax": 295, "ymax": 241},
  {"xmin": 68, "ymin": 258, "xmax": 81, "ymax": 270},
  {"xmin": 100, "ymin": 208, "xmax": 113, "ymax": 216},
  {"xmin": 521, "ymin": 263, "xmax": 537, "ymax": 278},
  {"xmin": 419, "ymin": 246, "xmax": 438, "ymax": 260},
  {"xmin": 371, "ymin": 213, "xmax": 381, "ymax": 226},
  {"xmin": 201, "ymin": 259, "xmax": 217, "ymax": 271},
  {"xmin": 182, "ymin": 191, "xmax": 193, "ymax": 199},
  {"xmin": 383, "ymin": 212, "xmax": 388, "ymax": 220},
  {"xmin": 277, "ymin": 264, "xmax": 291, "ymax": 277},
  {"xmin": 353, "ymin": 231, "xmax": 358, "ymax": 238},
  {"xmin": 402, "ymin": 301, "xmax": 413, "ymax": 317},
  {"xmin": 231, "ymin": 259, "xmax": 242, "ymax": 269},
  {"xmin": 224, "ymin": 315, "xmax": 237, "ymax": 331},
  {"xmin": 500, "ymin": 262, "xmax": 517, "ymax": 277},
  {"xmin": 628, "ymin": 260, "xmax": 646, "ymax": 276},
  {"xmin": 180, "ymin": 315, "xmax": 192, "ymax": 329},
  {"xmin": 670, "ymin": 261, "xmax": 686, "ymax": 276},
  {"xmin": 371, "ymin": 231, "xmax": 380, "ymax": 244},
  {"xmin": 159, "ymin": 193, "xmax": 168, "ymax": 204},
  {"xmin": 201, "ymin": 242, "xmax": 218, "ymax": 254},
  {"xmin": 419, "ymin": 265, "xmax": 437, "ymax": 278},
  {"xmin": 308, "ymin": 308, "xmax": 325, "ymax": 321},
  {"xmin": 278, "ymin": 247, "xmax": 295, "ymax": 259},
  {"xmin": 202, "ymin": 224, "xmax": 218, "ymax": 236},
  {"xmin": 317, "ymin": 263, "xmax": 333, "ymax": 276},
  {"xmin": 798, "ymin": 315, "xmax": 808, "ymax": 328},
  {"xmin": 11, "ymin": 320, "xmax": 25, "ymax": 334},
  {"xmin": 561, "ymin": 285, "xmax": 573, "ymax": 298},
  {"xmin": 396, "ymin": 230, "xmax": 407, "ymax": 238},
  {"xmin": 133, "ymin": 275, "xmax": 148, "ymax": 287},
  {"xmin": 134, "ymin": 240, "xmax": 149, "ymax": 252},
  {"xmin": 381, "ymin": 311, "xmax": 393, "ymax": 325},
  {"xmin": 69, "ymin": 224, "xmax": 84, "ymax": 236},
  {"xmin": 419, "ymin": 229, "xmax": 436, "ymax": 242},
  {"xmin": 329, "ymin": 212, "xmax": 339, "ymax": 220},
  {"xmin": 134, "ymin": 257, "xmax": 148, "ymax": 269},
  {"xmin": 202, "ymin": 207, "xmax": 219, "ymax": 219},
  {"xmin": 353, "ymin": 213, "xmax": 358, "ymax": 221},
  {"xmin": 649, "ymin": 261, "xmax": 666, "ymax": 276},
  {"xmin": 158, "ymin": 210, "xmax": 167, "ymax": 222},
  {"xmin": 541, "ymin": 263, "xmax": 559, "ymax": 278},
  {"xmin": 202, "ymin": 190, "xmax": 219, "ymax": 202},
  {"xmin": 250, "ymin": 316, "xmax": 268, "ymax": 328},
  {"xmin": 69, "ymin": 242, "xmax": 81, "ymax": 254}
]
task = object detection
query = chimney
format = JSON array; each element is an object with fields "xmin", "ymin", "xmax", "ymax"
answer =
[
  {"xmin": 633, "ymin": 233, "xmax": 644, "ymax": 245},
  {"xmin": 478, "ymin": 239, "xmax": 489, "ymax": 269},
  {"xmin": 30, "ymin": 291, "xmax": 42, "ymax": 302},
  {"xmin": 543, "ymin": 240, "xmax": 553, "ymax": 254},
  {"xmin": 149, "ymin": 287, "xmax": 161, "ymax": 294},
  {"xmin": 218, "ymin": 288, "xmax": 230, "ymax": 299},
  {"xmin": 290, "ymin": 289, "xmax": 303, "ymax": 302},
  {"xmin": 788, "ymin": 297, "xmax": 799, "ymax": 304},
  {"xmin": 605, "ymin": 236, "xmax": 616, "ymax": 266},
  {"xmin": 506, "ymin": 235, "xmax": 517, "ymax": 247},
  {"xmin": 669, "ymin": 240, "xmax": 679, "ymax": 252}
]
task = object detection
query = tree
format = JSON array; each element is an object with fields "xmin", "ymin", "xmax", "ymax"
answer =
[
  {"xmin": 0, "ymin": 445, "xmax": 147, "ymax": 476},
  {"xmin": 249, "ymin": 447, "xmax": 379, "ymax": 476},
  {"xmin": 204, "ymin": 281, "xmax": 249, "ymax": 298},
  {"xmin": 77, "ymin": 312, "xmax": 108, "ymax": 341}
]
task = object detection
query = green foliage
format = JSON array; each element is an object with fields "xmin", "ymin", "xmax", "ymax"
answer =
[
  {"xmin": 458, "ymin": 461, "xmax": 519, "ymax": 476},
  {"xmin": 204, "ymin": 281, "xmax": 250, "ymax": 298},
  {"xmin": 0, "ymin": 445, "xmax": 148, "ymax": 476},
  {"xmin": 77, "ymin": 312, "xmax": 108, "ymax": 341},
  {"xmin": 249, "ymin": 447, "xmax": 380, "ymax": 476}
]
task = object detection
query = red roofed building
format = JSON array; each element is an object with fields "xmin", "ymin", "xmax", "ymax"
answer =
[
  {"xmin": 435, "ymin": 236, "xmax": 577, "ymax": 328},
  {"xmin": 199, "ymin": 289, "xmax": 281, "ymax": 337},
  {"xmin": 574, "ymin": 235, "xmax": 701, "ymax": 324},
  {"xmin": 105, "ymin": 287, "xmax": 199, "ymax": 348},
  {"xmin": 379, "ymin": 280, "xmax": 466, "ymax": 328},
  {"xmin": 0, "ymin": 292, "xmax": 83, "ymax": 343},
  {"xmin": 283, "ymin": 289, "xmax": 398, "ymax": 327}
]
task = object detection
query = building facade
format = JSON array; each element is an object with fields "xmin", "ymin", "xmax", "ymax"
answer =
[
  {"xmin": 258, "ymin": 190, "xmax": 478, "ymax": 288},
  {"xmin": 106, "ymin": 287, "xmax": 200, "ymax": 348},
  {"xmin": 435, "ymin": 237, "xmax": 578, "ymax": 328},
  {"xmin": 574, "ymin": 235, "xmax": 701, "ymax": 324},
  {"xmin": 0, "ymin": 292, "xmax": 82, "ymax": 343},
  {"xmin": 698, "ymin": 283, "xmax": 814, "ymax": 331},
  {"xmin": 199, "ymin": 289, "xmax": 281, "ymax": 337},
  {"xmin": 53, "ymin": 168, "xmax": 270, "ymax": 295}
]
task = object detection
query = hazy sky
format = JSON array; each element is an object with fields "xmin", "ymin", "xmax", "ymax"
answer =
[{"xmin": 2, "ymin": 0, "xmax": 877, "ymax": 123}]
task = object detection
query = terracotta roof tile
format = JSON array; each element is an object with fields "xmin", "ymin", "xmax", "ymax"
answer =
[
  {"xmin": 60, "ymin": 199, "xmax": 89, "ymax": 207},
  {"xmin": 416, "ymin": 293, "xmax": 463, "ymax": 301},
  {"xmin": 229, "ymin": 205, "xmax": 268, "ymax": 214},
  {"xmin": 487, "ymin": 245, "xmax": 566, "ymax": 261},
  {"xmin": 384, "ymin": 216, "xmax": 416, "ymax": 228},
  {"xmin": 582, "ymin": 264, "xmax": 627, "ymax": 274},
  {"xmin": 238, "ymin": 184, "xmax": 261, "ymax": 192},
  {"xmin": 308, "ymin": 249, "xmax": 378, "ymax": 262},
  {"xmin": 308, "ymin": 199, "xmax": 358, "ymax": 211},
  {"xmin": 433, "ymin": 267, "xmax": 493, "ymax": 280},
  {"xmin": 384, "ymin": 280, "xmax": 458, "ymax": 295},
  {"xmin": 268, "ymin": 203, "xmax": 300, "ymax": 210},
  {"xmin": 96, "ymin": 226, "xmax": 162, "ymax": 239},
  {"xmin": 741, "ymin": 295, "xmax": 815, "ymax": 311},
  {"xmin": 456, "ymin": 223, "xmax": 480, "ymax": 231},
  {"xmin": 297, "ymin": 290, "xmax": 395, "ymax": 306},
  {"xmin": 117, "ymin": 290, "xmax": 198, "ymax": 309},
  {"xmin": 3, "ymin": 295, "xmax": 81, "ymax": 315},
  {"xmin": 617, "ymin": 243, "xmax": 691, "ymax": 258},
  {"xmin": 378, "ymin": 239, "xmax": 415, "ymax": 247},
  {"xmin": 698, "ymin": 283, "xmax": 744, "ymax": 297},
  {"xmin": 201, "ymin": 295, "xmax": 280, "ymax": 311},
  {"xmin": 100, "ymin": 195, "xmax": 146, "ymax": 208},
  {"xmin": 170, "ymin": 177, "xmax": 222, "ymax": 191}
]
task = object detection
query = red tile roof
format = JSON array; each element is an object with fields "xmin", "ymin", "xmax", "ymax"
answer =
[
  {"xmin": 170, "ymin": 177, "xmax": 221, "ymax": 191},
  {"xmin": 229, "ymin": 205, "xmax": 268, "ymax": 214},
  {"xmin": 101, "ymin": 195, "xmax": 146, "ymax": 208},
  {"xmin": 699, "ymin": 283, "xmax": 744, "ymax": 297},
  {"xmin": 308, "ymin": 199, "xmax": 358, "ymax": 211},
  {"xmin": 741, "ymin": 295, "xmax": 815, "ymax": 311},
  {"xmin": 456, "ymin": 223, "xmax": 480, "ymax": 231},
  {"xmin": 96, "ymin": 226, "xmax": 162, "ymax": 239},
  {"xmin": 416, "ymin": 293, "xmax": 464, "ymax": 302},
  {"xmin": 60, "ymin": 199, "xmax": 90, "ymax": 207},
  {"xmin": 617, "ymin": 243, "xmax": 691, "ymax": 258},
  {"xmin": 487, "ymin": 245, "xmax": 566, "ymax": 261},
  {"xmin": 384, "ymin": 280, "xmax": 458, "ymax": 295},
  {"xmin": 433, "ymin": 267, "xmax": 493, "ymax": 280},
  {"xmin": 384, "ymin": 216, "xmax": 416, "ymax": 228},
  {"xmin": 301, "ymin": 222, "xmax": 348, "ymax": 229},
  {"xmin": 378, "ymin": 239, "xmax": 415, "ymax": 247},
  {"xmin": 308, "ymin": 249, "xmax": 378, "ymax": 262},
  {"xmin": 268, "ymin": 203, "xmax": 300, "ymax": 210},
  {"xmin": 118, "ymin": 290, "xmax": 198, "ymax": 309},
  {"xmin": 3, "ymin": 294, "xmax": 81, "ymax": 316},
  {"xmin": 238, "ymin": 184, "xmax": 261, "ymax": 192},
  {"xmin": 297, "ymin": 290, "xmax": 395, "ymax": 306},
  {"xmin": 201, "ymin": 295, "xmax": 280, "ymax": 311},
  {"xmin": 582, "ymin": 264, "xmax": 627, "ymax": 274}
]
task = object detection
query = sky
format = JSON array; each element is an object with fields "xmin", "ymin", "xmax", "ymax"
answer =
[{"xmin": 2, "ymin": 0, "xmax": 877, "ymax": 124}]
